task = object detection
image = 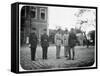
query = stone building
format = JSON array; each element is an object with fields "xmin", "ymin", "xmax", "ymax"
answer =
[{"xmin": 21, "ymin": 6, "xmax": 48, "ymax": 45}]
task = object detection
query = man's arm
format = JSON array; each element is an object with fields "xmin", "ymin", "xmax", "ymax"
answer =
[
  {"xmin": 41, "ymin": 35, "xmax": 43, "ymax": 43},
  {"xmin": 29, "ymin": 34, "xmax": 31, "ymax": 44},
  {"xmin": 62, "ymin": 35, "xmax": 65, "ymax": 45},
  {"xmin": 29, "ymin": 34, "xmax": 31, "ymax": 47},
  {"xmin": 74, "ymin": 34, "xmax": 78, "ymax": 44},
  {"xmin": 47, "ymin": 35, "xmax": 49, "ymax": 42},
  {"xmin": 54, "ymin": 34, "xmax": 57, "ymax": 44},
  {"xmin": 35, "ymin": 34, "xmax": 38, "ymax": 42}
]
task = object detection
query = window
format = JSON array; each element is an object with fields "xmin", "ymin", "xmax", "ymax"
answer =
[
  {"xmin": 40, "ymin": 8, "xmax": 46, "ymax": 20},
  {"xmin": 30, "ymin": 7, "xmax": 37, "ymax": 19},
  {"xmin": 41, "ymin": 12, "xmax": 45, "ymax": 20}
]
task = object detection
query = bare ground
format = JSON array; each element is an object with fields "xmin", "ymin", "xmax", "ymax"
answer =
[{"xmin": 20, "ymin": 45, "xmax": 95, "ymax": 70}]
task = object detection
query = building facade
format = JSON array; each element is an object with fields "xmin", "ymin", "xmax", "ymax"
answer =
[{"xmin": 21, "ymin": 6, "xmax": 48, "ymax": 45}]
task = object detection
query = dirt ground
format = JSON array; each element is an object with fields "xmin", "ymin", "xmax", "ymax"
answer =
[{"xmin": 20, "ymin": 45, "xmax": 95, "ymax": 70}]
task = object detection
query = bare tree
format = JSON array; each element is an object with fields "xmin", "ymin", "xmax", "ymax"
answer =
[
  {"xmin": 75, "ymin": 8, "xmax": 96, "ymax": 29},
  {"xmin": 74, "ymin": 8, "xmax": 96, "ymax": 47}
]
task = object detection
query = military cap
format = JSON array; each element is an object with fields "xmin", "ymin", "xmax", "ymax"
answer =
[
  {"xmin": 65, "ymin": 29, "xmax": 68, "ymax": 32},
  {"xmin": 71, "ymin": 28, "xmax": 74, "ymax": 31},
  {"xmin": 57, "ymin": 28, "xmax": 61, "ymax": 32},
  {"xmin": 43, "ymin": 29, "xmax": 47, "ymax": 31}
]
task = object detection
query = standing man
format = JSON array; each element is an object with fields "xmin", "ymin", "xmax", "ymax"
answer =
[
  {"xmin": 77, "ymin": 33, "xmax": 84, "ymax": 46},
  {"xmin": 29, "ymin": 28, "xmax": 38, "ymax": 61},
  {"xmin": 63, "ymin": 29, "xmax": 70, "ymax": 58},
  {"xmin": 41, "ymin": 29, "xmax": 49, "ymax": 60},
  {"xmin": 55, "ymin": 28, "xmax": 62, "ymax": 59},
  {"xmin": 68, "ymin": 28, "xmax": 77, "ymax": 60}
]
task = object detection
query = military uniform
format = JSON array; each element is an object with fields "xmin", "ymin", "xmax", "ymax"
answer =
[
  {"xmin": 63, "ymin": 33, "xmax": 69, "ymax": 57},
  {"xmin": 41, "ymin": 33, "xmax": 49, "ymax": 59},
  {"xmin": 68, "ymin": 32, "xmax": 77, "ymax": 48},
  {"xmin": 68, "ymin": 32, "xmax": 77, "ymax": 60},
  {"xmin": 55, "ymin": 32, "xmax": 62, "ymax": 59},
  {"xmin": 29, "ymin": 32, "xmax": 38, "ymax": 61}
]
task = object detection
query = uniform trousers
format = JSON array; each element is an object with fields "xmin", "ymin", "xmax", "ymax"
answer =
[
  {"xmin": 56, "ymin": 45, "xmax": 61, "ymax": 59},
  {"xmin": 69, "ymin": 46, "xmax": 75, "ymax": 60},
  {"xmin": 64, "ymin": 46, "xmax": 70, "ymax": 57},
  {"xmin": 30, "ymin": 47, "xmax": 36, "ymax": 61},
  {"xmin": 42, "ymin": 47, "xmax": 48, "ymax": 59}
]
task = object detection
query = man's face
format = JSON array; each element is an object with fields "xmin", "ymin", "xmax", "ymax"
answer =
[
  {"xmin": 65, "ymin": 30, "xmax": 68, "ymax": 34},
  {"xmin": 58, "ymin": 30, "xmax": 61, "ymax": 34},
  {"xmin": 32, "ymin": 30, "xmax": 36, "ymax": 33},
  {"xmin": 66, "ymin": 31, "xmax": 68, "ymax": 34},
  {"xmin": 44, "ymin": 31, "xmax": 47, "ymax": 34},
  {"xmin": 71, "ymin": 29, "xmax": 75, "ymax": 33}
]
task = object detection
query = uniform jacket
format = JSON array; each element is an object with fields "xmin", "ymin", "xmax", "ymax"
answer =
[
  {"xmin": 29, "ymin": 33, "xmax": 38, "ymax": 48},
  {"xmin": 63, "ymin": 34, "xmax": 69, "ymax": 46},
  {"xmin": 41, "ymin": 34, "xmax": 49, "ymax": 47},
  {"xmin": 55, "ymin": 33, "xmax": 62, "ymax": 46},
  {"xmin": 68, "ymin": 32, "xmax": 77, "ymax": 47}
]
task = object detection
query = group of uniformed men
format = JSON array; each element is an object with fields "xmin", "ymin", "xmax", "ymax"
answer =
[{"xmin": 29, "ymin": 27, "xmax": 77, "ymax": 61}]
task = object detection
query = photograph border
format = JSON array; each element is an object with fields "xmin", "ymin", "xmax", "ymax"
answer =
[{"xmin": 11, "ymin": 2, "xmax": 98, "ymax": 73}]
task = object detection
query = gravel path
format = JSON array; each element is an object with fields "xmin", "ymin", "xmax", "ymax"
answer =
[{"xmin": 20, "ymin": 45, "xmax": 95, "ymax": 70}]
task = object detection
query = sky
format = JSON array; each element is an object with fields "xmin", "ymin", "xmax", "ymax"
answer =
[
  {"xmin": 48, "ymin": 7, "xmax": 96, "ymax": 33},
  {"xmin": 48, "ymin": 7, "xmax": 78, "ymax": 30}
]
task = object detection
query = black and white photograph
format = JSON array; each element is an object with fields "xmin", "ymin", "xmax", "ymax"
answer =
[{"xmin": 11, "ymin": 2, "xmax": 97, "ymax": 73}]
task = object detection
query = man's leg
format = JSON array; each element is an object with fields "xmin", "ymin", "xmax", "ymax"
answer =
[
  {"xmin": 56, "ymin": 46, "xmax": 60, "ymax": 59},
  {"xmin": 56, "ymin": 46, "xmax": 58, "ymax": 59},
  {"xmin": 31, "ymin": 48, "xmax": 36, "ymax": 61},
  {"xmin": 68, "ymin": 47, "xmax": 71, "ymax": 60},
  {"xmin": 72, "ymin": 47, "xmax": 75, "ymax": 60},
  {"xmin": 42, "ymin": 47, "xmax": 45, "ymax": 59},
  {"xmin": 44, "ymin": 47, "xmax": 48, "ymax": 59},
  {"xmin": 64, "ymin": 46, "xmax": 67, "ymax": 57},
  {"xmin": 58, "ymin": 46, "xmax": 61, "ymax": 58},
  {"xmin": 66, "ymin": 46, "xmax": 69, "ymax": 57}
]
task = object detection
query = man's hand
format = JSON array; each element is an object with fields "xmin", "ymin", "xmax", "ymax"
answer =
[{"xmin": 28, "ymin": 44, "xmax": 31, "ymax": 47}]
